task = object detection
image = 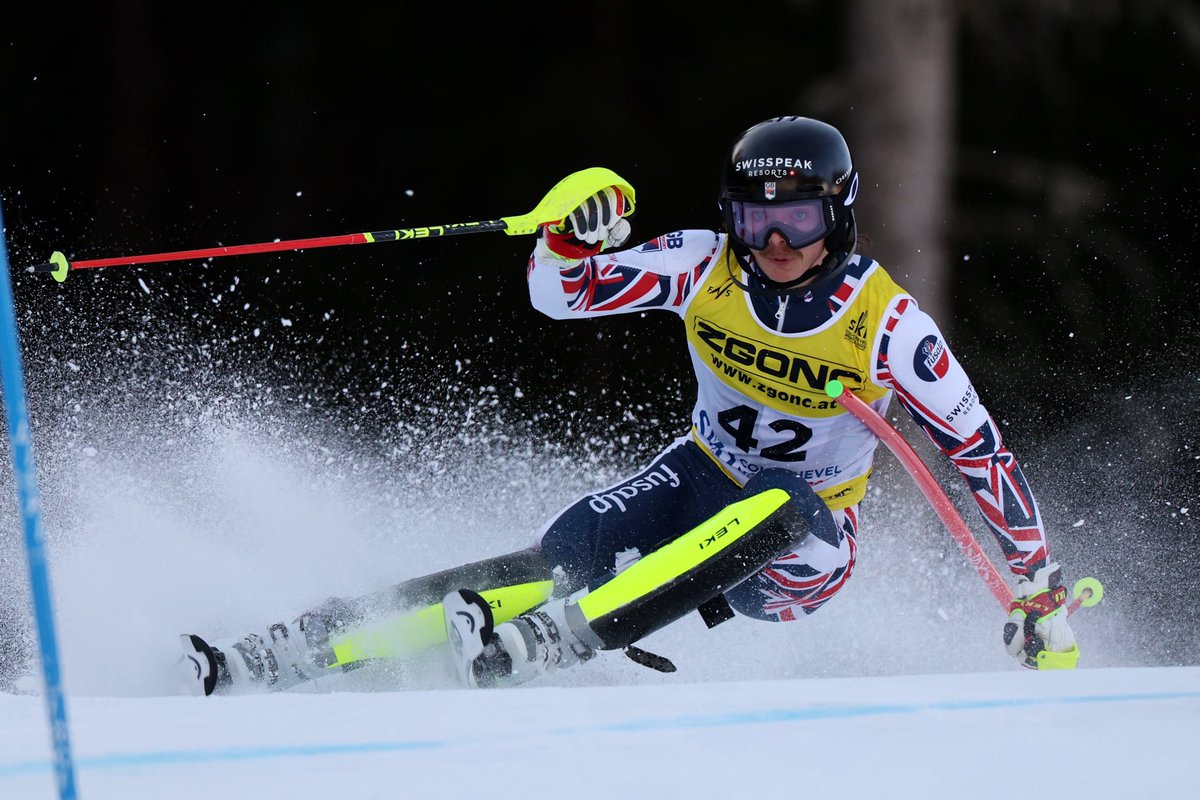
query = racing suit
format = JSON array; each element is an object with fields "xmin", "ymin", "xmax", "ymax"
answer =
[{"xmin": 528, "ymin": 230, "xmax": 1050, "ymax": 621}]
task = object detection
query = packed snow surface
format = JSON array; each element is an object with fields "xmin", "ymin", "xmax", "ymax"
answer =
[{"xmin": 2, "ymin": 666, "xmax": 1197, "ymax": 799}]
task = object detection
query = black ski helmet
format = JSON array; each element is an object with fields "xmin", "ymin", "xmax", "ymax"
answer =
[{"xmin": 719, "ymin": 117, "xmax": 859, "ymax": 280}]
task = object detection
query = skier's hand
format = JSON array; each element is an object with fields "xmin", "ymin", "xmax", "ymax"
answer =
[
  {"xmin": 539, "ymin": 186, "xmax": 632, "ymax": 261},
  {"xmin": 1003, "ymin": 562, "xmax": 1079, "ymax": 670}
]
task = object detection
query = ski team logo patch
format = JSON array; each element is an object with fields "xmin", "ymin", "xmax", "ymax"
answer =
[{"xmin": 914, "ymin": 335, "xmax": 949, "ymax": 381}]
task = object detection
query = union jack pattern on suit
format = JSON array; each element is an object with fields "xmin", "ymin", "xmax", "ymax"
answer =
[
  {"xmin": 528, "ymin": 228, "xmax": 1053, "ymax": 622},
  {"xmin": 877, "ymin": 297, "xmax": 1048, "ymax": 576}
]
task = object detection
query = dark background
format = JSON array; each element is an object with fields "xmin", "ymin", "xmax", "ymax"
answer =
[
  {"xmin": 1, "ymin": 1, "xmax": 1198, "ymax": 671},
  {"xmin": 2, "ymin": 3, "xmax": 1195, "ymax": 409}
]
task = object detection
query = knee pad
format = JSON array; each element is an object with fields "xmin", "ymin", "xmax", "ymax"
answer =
[{"xmin": 742, "ymin": 468, "xmax": 832, "ymax": 541}]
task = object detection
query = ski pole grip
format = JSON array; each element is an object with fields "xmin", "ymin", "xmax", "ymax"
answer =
[{"xmin": 501, "ymin": 167, "xmax": 636, "ymax": 236}]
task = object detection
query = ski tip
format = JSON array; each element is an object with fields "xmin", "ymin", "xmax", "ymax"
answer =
[
  {"xmin": 445, "ymin": 589, "xmax": 495, "ymax": 641},
  {"xmin": 179, "ymin": 634, "xmax": 219, "ymax": 697},
  {"xmin": 825, "ymin": 380, "xmax": 845, "ymax": 399},
  {"xmin": 443, "ymin": 589, "xmax": 497, "ymax": 688}
]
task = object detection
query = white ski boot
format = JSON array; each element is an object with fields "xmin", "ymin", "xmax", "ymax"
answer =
[
  {"xmin": 180, "ymin": 621, "xmax": 316, "ymax": 696},
  {"xmin": 493, "ymin": 600, "xmax": 597, "ymax": 684},
  {"xmin": 444, "ymin": 589, "xmax": 596, "ymax": 689}
]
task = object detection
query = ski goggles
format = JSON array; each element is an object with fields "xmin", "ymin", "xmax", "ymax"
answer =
[{"xmin": 729, "ymin": 198, "xmax": 834, "ymax": 250}]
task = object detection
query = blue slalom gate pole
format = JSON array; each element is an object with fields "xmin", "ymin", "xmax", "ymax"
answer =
[{"xmin": 0, "ymin": 199, "xmax": 79, "ymax": 797}]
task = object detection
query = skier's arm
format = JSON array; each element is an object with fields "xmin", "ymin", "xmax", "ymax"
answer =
[
  {"xmin": 528, "ymin": 224, "xmax": 722, "ymax": 320},
  {"xmin": 873, "ymin": 298, "xmax": 1080, "ymax": 669},
  {"xmin": 873, "ymin": 298, "xmax": 1051, "ymax": 577}
]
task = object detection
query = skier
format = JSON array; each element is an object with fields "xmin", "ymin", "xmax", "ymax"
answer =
[{"xmin": 182, "ymin": 116, "xmax": 1079, "ymax": 695}]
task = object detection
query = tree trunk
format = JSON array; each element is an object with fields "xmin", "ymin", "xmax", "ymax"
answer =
[{"xmin": 847, "ymin": 0, "xmax": 957, "ymax": 324}]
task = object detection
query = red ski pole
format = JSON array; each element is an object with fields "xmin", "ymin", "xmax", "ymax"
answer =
[
  {"xmin": 23, "ymin": 166, "xmax": 635, "ymax": 283},
  {"xmin": 823, "ymin": 380, "xmax": 1103, "ymax": 617},
  {"xmin": 823, "ymin": 380, "xmax": 1013, "ymax": 609}
]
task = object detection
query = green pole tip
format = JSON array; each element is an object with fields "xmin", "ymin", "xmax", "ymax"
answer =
[
  {"xmin": 48, "ymin": 251, "xmax": 70, "ymax": 283},
  {"xmin": 825, "ymin": 380, "xmax": 844, "ymax": 399}
]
